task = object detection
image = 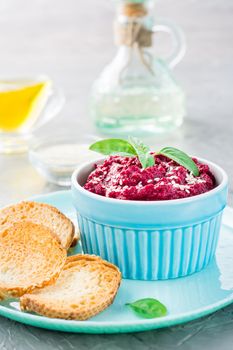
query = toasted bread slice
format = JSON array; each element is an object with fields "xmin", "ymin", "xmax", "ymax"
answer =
[
  {"xmin": 70, "ymin": 231, "xmax": 80, "ymax": 248},
  {"xmin": 0, "ymin": 221, "xmax": 66, "ymax": 300},
  {"xmin": 0, "ymin": 201, "xmax": 75, "ymax": 249},
  {"xmin": 20, "ymin": 254, "xmax": 121, "ymax": 320}
]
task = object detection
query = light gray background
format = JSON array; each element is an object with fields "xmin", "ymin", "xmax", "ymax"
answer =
[{"xmin": 0, "ymin": 0, "xmax": 233, "ymax": 349}]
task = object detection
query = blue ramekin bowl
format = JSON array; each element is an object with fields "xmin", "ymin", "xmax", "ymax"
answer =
[{"xmin": 71, "ymin": 158, "xmax": 228, "ymax": 280}]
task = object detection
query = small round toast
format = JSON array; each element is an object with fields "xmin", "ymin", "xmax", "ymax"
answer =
[
  {"xmin": 0, "ymin": 201, "xmax": 75, "ymax": 249},
  {"xmin": 20, "ymin": 254, "xmax": 121, "ymax": 320},
  {"xmin": 0, "ymin": 221, "xmax": 67, "ymax": 300}
]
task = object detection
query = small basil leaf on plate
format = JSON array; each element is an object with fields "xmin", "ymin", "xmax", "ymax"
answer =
[
  {"xmin": 128, "ymin": 137, "xmax": 155, "ymax": 169},
  {"xmin": 126, "ymin": 298, "xmax": 167, "ymax": 319},
  {"xmin": 159, "ymin": 147, "xmax": 199, "ymax": 176},
  {"xmin": 89, "ymin": 139, "xmax": 137, "ymax": 157}
]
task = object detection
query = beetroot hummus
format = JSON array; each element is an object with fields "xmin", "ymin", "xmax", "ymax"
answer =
[{"xmin": 84, "ymin": 155, "xmax": 215, "ymax": 201}]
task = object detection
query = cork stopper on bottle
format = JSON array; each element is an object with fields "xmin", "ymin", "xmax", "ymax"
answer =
[
  {"xmin": 115, "ymin": 2, "xmax": 152, "ymax": 48},
  {"xmin": 121, "ymin": 2, "xmax": 147, "ymax": 18}
]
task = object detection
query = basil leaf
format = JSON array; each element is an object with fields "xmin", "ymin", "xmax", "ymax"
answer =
[
  {"xmin": 126, "ymin": 298, "xmax": 167, "ymax": 319},
  {"xmin": 159, "ymin": 147, "xmax": 199, "ymax": 176},
  {"xmin": 89, "ymin": 139, "xmax": 137, "ymax": 157},
  {"xmin": 128, "ymin": 137, "xmax": 155, "ymax": 169}
]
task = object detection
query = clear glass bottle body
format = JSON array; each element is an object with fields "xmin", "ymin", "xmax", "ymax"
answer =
[{"xmin": 90, "ymin": 0, "xmax": 186, "ymax": 135}]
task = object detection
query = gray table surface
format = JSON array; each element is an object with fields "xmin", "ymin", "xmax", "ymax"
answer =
[{"xmin": 0, "ymin": 0, "xmax": 233, "ymax": 349}]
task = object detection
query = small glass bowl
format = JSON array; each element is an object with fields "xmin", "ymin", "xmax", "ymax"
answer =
[
  {"xmin": 29, "ymin": 135, "xmax": 100, "ymax": 186},
  {"xmin": 0, "ymin": 76, "xmax": 65, "ymax": 154}
]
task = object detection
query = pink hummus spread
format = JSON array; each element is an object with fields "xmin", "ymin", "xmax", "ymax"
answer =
[{"xmin": 84, "ymin": 155, "xmax": 215, "ymax": 201}]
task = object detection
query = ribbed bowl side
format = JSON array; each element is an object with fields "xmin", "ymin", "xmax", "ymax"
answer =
[{"xmin": 78, "ymin": 212, "xmax": 223, "ymax": 280}]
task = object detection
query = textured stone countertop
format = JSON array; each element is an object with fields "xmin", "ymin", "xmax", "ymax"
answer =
[{"xmin": 0, "ymin": 0, "xmax": 233, "ymax": 349}]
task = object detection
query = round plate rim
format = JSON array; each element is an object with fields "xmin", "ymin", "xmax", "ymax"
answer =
[{"xmin": 0, "ymin": 190, "xmax": 232, "ymax": 334}]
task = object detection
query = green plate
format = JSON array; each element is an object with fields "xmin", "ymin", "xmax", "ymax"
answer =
[{"xmin": 0, "ymin": 190, "xmax": 232, "ymax": 334}]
